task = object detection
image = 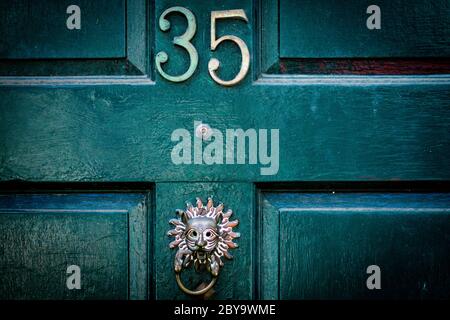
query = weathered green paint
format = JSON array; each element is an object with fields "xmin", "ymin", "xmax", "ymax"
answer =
[
  {"xmin": 0, "ymin": 0, "xmax": 126, "ymax": 59},
  {"xmin": 260, "ymin": 192, "xmax": 450, "ymax": 299},
  {"xmin": 0, "ymin": 0, "xmax": 149, "ymax": 79},
  {"xmin": 280, "ymin": 0, "xmax": 450, "ymax": 58},
  {"xmin": 155, "ymin": 182, "xmax": 254, "ymax": 299},
  {"xmin": 0, "ymin": 0, "xmax": 449, "ymax": 300},
  {"xmin": 0, "ymin": 193, "xmax": 149, "ymax": 300},
  {"xmin": 129, "ymin": 194, "xmax": 151, "ymax": 300},
  {"xmin": 0, "ymin": 84, "xmax": 448, "ymax": 181}
]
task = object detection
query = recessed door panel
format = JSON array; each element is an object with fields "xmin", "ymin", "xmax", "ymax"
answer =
[
  {"xmin": 0, "ymin": 193, "xmax": 149, "ymax": 300},
  {"xmin": 260, "ymin": 192, "xmax": 450, "ymax": 299},
  {"xmin": 0, "ymin": 0, "xmax": 126, "ymax": 59},
  {"xmin": 280, "ymin": 0, "xmax": 450, "ymax": 58}
]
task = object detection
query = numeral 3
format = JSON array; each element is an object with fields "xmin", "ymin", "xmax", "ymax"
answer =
[{"xmin": 156, "ymin": 7, "xmax": 198, "ymax": 83}]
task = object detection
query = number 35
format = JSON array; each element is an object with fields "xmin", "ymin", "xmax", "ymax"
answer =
[{"xmin": 156, "ymin": 7, "xmax": 250, "ymax": 87}]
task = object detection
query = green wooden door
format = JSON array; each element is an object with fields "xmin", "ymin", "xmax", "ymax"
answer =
[{"xmin": 0, "ymin": 0, "xmax": 449, "ymax": 300}]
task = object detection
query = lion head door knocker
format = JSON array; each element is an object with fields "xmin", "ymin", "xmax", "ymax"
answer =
[{"xmin": 167, "ymin": 197, "xmax": 240, "ymax": 295}]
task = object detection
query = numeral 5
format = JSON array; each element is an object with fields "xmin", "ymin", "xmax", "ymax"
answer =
[{"xmin": 208, "ymin": 10, "xmax": 250, "ymax": 87}]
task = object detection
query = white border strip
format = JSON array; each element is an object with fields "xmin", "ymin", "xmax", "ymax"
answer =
[
  {"xmin": 255, "ymin": 74, "xmax": 450, "ymax": 86},
  {"xmin": 0, "ymin": 76, "xmax": 154, "ymax": 86}
]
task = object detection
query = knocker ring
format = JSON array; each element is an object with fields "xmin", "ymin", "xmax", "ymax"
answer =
[{"xmin": 175, "ymin": 273, "xmax": 217, "ymax": 296}]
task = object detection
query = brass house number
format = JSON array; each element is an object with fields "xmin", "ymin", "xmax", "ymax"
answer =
[{"xmin": 156, "ymin": 7, "xmax": 250, "ymax": 86}]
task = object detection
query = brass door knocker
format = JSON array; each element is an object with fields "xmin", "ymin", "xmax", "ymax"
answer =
[{"xmin": 167, "ymin": 197, "xmax": 240, "ymax": 295}]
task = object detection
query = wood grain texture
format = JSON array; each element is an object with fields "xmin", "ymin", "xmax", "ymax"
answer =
[
  {"xmin": 154, "ymin": 182, "xmax": 254, "ymax": 299},
  {"xmin": 261, "ymin": 192, "xmax": 450, "ymax": 299},
  {"xmin": 0, "ymin": 0, "xmax": 448, "ymax": 182},
  {"xmin": 270, "ymin": 58, "xmax": 450, "ymax": 75},
  {"xmin": 0, "ymin": 0, "xmax": 449, "ymax": 301},
  {"xmin": 127, "ymin": 0, "xmax": 150, "ymax": 75},
  {"xmin": 0, "ymin": 0, "xmax": 149, "ymax": 80},
  {"xmin": 259, "ymin": 0, "xmax": 450, "ymax": 76},
  {"xmin": 0, "ymin": 193, "xmax": 149, "ymax": 300},
  {"xmin": 0, "ymin": 82, "xmax": 448, "ymax": 181},
  {"xmin": 0, "ymin": 0, "xmax": 126, "ymax": 59},
  {"xmin": 258, "ymin": 191, "xmax": 279, "ymax": 299},
  {"xmin": 280, "ymin": 0, "xmax": 450, "ymax": 58},
  {"xmin": 256, "ymin": 0, "xmax": 278, "ymax": 77},
  {"xmin": 0, "ymin": 59, "xmax": 144, "ymax": 77},
  {"xmin": 129, "ymin": 194, "xmax": 151, "ymax": 300}
]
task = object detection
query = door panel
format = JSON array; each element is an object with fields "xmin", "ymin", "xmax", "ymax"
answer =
[
  {"xmin": 0, "ymin": 0, "xmax": 148, "ymax": 79},
  {"xmin": 280, "ymin": 0, "xmax": 450, "ymax": 58},
  {"xmin": 0, "ymin": 193, "xmax": 149, "ymax": 300},
  {"xmin": 260, "ymin": 192, "xmax": 450, "ymax": 299},
  {"xmin": 0, "ymin": 0, "xmax": 126, "ymax": 59},
  {"xmin": 154, "ymin": 182, "xmax": 254, "ymax": 300},
  {"xmin": 0, "ymin": 0, "xmax": 449, "ymax": 300}
]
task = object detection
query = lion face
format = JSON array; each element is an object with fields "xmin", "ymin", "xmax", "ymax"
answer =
[
  {"xmin": 168, "ymin": 197, "xmax": 240, "ymax": 276},
  {"xmin": 185, "ymin": 216, "xmax": 219, "ymax": 252}
]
